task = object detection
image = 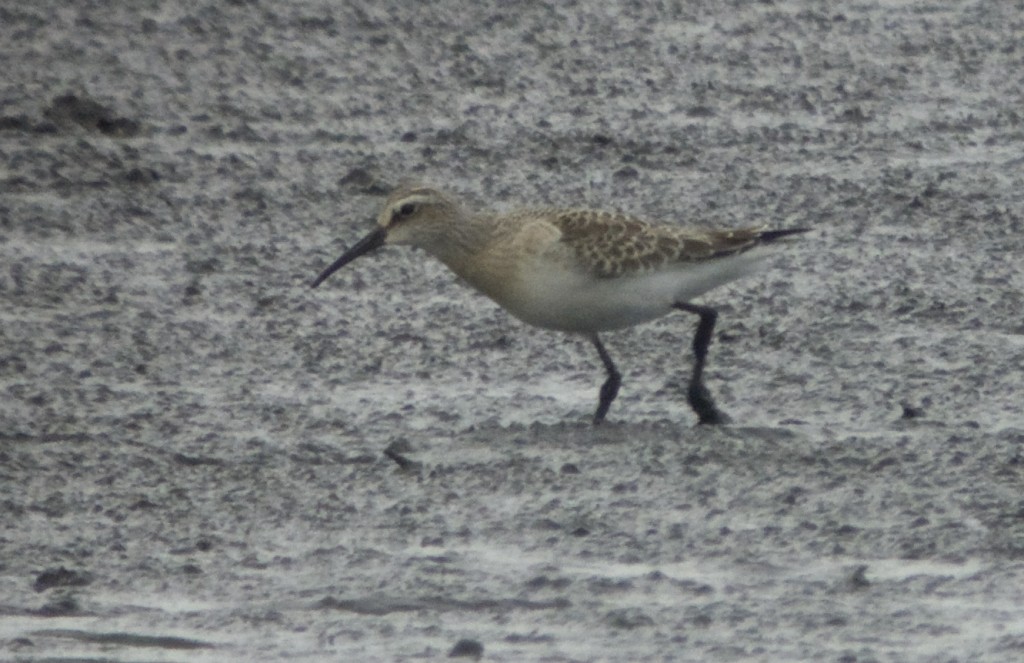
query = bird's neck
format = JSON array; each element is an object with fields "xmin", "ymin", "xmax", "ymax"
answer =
[{"xmin": 426, "ymin": 212, "xmax": 498, "ymax": 276}]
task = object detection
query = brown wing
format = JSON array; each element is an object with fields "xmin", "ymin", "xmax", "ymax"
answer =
[{"xmin": 549, "ymin": 209, "xmax": 769, "ymax": 279}]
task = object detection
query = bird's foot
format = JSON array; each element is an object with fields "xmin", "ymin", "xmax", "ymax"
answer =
[{"xmin": 688, "ymin": 381, "xmax": 732, "ymax": 425}]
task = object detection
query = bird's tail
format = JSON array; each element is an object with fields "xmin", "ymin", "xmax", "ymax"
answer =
[{"xmin": 758, "ymin": 227, "xmax": 811, "ymax": 243}]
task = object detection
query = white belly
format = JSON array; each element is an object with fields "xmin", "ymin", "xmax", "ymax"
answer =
[{"xmin": 497, "ymin": 249, "xmax": 773, "ymax": 333}]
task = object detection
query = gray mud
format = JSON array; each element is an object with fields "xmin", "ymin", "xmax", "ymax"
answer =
[{"xmin": 2, "ymin": 2, "xmax": 1023, "ymax": 661}]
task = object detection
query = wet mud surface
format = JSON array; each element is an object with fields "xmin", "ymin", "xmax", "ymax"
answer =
[{"xmin": 2, "ymin": 2, "xmax": 1023, "ymax": 661}]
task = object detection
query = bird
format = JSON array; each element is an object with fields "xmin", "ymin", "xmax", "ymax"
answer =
[{"xmin": 311, "ymin": 184, "xmax": 807, "ymax": 424}]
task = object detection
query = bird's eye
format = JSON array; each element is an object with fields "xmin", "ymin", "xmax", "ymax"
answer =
[{"xmin": 399, "ymin": 203, "xmax": 416, "ymax": 216}]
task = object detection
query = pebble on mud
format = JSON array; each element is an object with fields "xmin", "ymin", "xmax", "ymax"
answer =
[
  {"xmin": 448, "ymin": 638, "xmax": 484, "ymax": 659},
  {"xmin": 33, "ymin": 568, "xmax": 92, "ymax": 593}
]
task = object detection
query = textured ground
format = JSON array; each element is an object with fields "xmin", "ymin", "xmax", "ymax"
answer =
[{"xmin": 2, "ymin": 1, "xmax": 1024, "ymax": 661}]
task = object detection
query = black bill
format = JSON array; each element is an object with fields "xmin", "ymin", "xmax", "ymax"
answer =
[{"xmin": 310, "ymin": 226, "xmax": 387, "ymax": 288}]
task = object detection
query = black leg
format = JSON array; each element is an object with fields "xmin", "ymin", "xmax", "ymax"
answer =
[
  {"xmin": 673, "ymin": 302, "xmax": 731, "ymax": 425},
  {"xmin": 589, "ymin": 334, "xmax": 621, "ymax": 424}
]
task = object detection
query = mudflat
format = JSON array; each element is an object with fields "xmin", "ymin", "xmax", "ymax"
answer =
[{"xmin": 2, "ymin": 2, "xmax": 1022, "ymax": 661}]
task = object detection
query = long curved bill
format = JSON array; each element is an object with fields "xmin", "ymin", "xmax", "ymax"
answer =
[{"xmin": 310, "ymin": 226, "xmax": 387, "ymax": 288}]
